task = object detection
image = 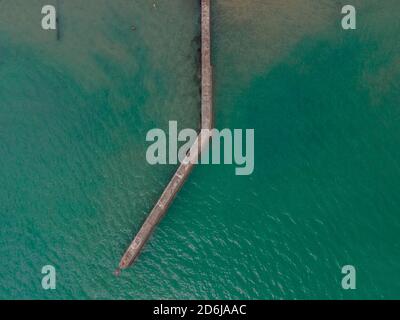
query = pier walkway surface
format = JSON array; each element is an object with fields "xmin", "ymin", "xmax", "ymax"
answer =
[{"xmin": 118, "ymin": 0, "xmax": 213, "ymax": 270}]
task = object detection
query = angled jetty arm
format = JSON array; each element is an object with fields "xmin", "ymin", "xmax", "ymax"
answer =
[{"xmin": 117, "ymin": 0, "xmax": 213, "ymax": 271}]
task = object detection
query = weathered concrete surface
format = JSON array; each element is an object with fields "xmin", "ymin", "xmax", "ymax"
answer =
[
  {"xmin": 118, "ymin": 0, "xmax": 213, "ymax": 270},
  {"xmin": 201, "ymin": 0, "xmax": 213, "ymax": 130}
]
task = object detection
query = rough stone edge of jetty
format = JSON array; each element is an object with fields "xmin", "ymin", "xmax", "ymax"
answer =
[{"xmin": 116, "ymin": 0, "xmax": 213, "ymax": 274}]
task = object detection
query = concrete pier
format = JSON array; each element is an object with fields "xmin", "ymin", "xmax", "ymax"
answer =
[
  {"xmin": 201, "ymin": 0, "xmax": 213, "ymax": 130},
  {"xmin": 118, "ymin": 0, "xmax": 213, "ymax": 270}
]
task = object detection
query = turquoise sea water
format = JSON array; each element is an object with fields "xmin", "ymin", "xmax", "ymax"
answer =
[{"xmin": 1, "ymin": 0, "xmax": 400, "ymax": 299}]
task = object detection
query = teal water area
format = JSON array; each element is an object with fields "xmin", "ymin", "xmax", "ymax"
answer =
[{"xmin": 0, "ymin": 0, "xmax": 399, "ymax": 299}]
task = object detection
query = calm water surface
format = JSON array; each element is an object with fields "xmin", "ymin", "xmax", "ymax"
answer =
[{"xmin": 0, "ymin": 0, "xmax": 399, "ymax": 299}]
